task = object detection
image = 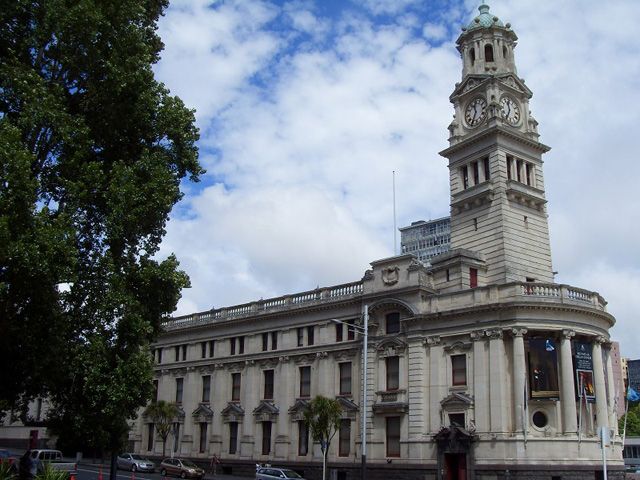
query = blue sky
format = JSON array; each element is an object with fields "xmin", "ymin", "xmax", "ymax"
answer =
[{"xmin": 154, "ymin": 0, "xmax": 640, "ymax": 360}]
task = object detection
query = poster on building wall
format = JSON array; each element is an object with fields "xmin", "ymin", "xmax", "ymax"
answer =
[
  {"xmin": 628, "ymin": 359, "xmax": 640, "ymax": 391},
  {"xmin": 573, "ymin": 341, "xmax": 596, "ymax": 403},
  {"xmin": 528, "ymin": 338, "xmax": 559, "ymax": 398}
]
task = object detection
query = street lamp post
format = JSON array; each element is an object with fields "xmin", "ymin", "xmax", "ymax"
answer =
[{"xmin": 332, "ymin": 305, "xmax": 368, "ymax": 480}]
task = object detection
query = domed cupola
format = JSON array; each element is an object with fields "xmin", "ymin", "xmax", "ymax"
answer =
[{"xmin": 457, "ymin": 2, "xmax": 518, "ymax": 77}]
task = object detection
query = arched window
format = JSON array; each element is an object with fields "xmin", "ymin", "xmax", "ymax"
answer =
[
  {"xmin": 469, "ymin": 47, "xmax": 475, "ymax": 66},
  {"xmin": 503, "ymin": 46, "xmax": 508, "ymax": 60},
  {"xmin": 484, "ymin": 44, "xmax": 494, "ymax": 62}
]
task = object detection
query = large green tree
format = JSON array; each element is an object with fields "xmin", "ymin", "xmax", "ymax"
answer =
[{"xmin": 0, "ymin": 0, "xmax": 203, "ymax": 459}]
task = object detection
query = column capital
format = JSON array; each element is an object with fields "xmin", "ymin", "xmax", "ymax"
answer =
[
  {"xmin": 562, "ymin": 329, "xmax": 576, "ymax": 339},
  {"xmin": 471, "ymin": 330, "xmax": 485, "ymax": 341},
  {"xmin": 511, "ymin": 327, "xmax": 528, "ymax": 337},
  {"xmin": 595, "ymin": 335, "xmax": 607, "ymax": 345},
  {"xmin": 424, "ymin": 335, "xmax": 441, "ymax": 347},
  {"xmin": 486, "ymin": 328, "xmax": 503, "ymax": 339}
]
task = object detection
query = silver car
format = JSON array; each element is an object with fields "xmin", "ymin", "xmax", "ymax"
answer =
[
  {"xmin": 116, "ymin": 453, "xmax": 156, "ymax": 472},
  {"xmin": 255, "ymin": 467, "xmax": 305, "ymax": 480}
]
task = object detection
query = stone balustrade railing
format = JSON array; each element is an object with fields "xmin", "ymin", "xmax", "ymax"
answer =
[{"xmin": 163, "ymin": 280, "xmax": 606, "ymax": 331}]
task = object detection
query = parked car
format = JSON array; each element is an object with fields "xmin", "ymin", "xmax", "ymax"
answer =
[
  {"xmin": 117, "ymin": 453, "xmax": 155, "ymax": 472},
  {"xmin": 28, "ymin": 450, "xmax": 77, "ymax": 479},
  {"xmin": 159, "ymin": 458, "xmax": 205, "ymax": 479},
  {"xmin": 255, "ymin": 467, "xmax": 305, "ymax": 480},
  {"xmin": 0, "ymin": 450, "xmax": 17, "ymax": 472}
]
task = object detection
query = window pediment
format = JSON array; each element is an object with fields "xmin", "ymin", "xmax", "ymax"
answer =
[
  {"xmin": 253, "ymin": 401, "xmax": 279, "ymax": 422},
  {"xmin": 376, "ymin": 338, "xmax": 407, "ymax": 357},
  {"xmin": 441, "ymin": 392, "xmax": 474, "ymax": 409},
  {"xmin": 288, "ymin": 399, "xmax": 309, "ymax": 421},
  {"xmin": 221, "ymin": 402, "xmax": 245, "ymax": 423}
]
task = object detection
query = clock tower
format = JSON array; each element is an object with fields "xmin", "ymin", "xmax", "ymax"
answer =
[{"xmin": 440, "ymin": 2, "xmax": 554, "ymax": 285}]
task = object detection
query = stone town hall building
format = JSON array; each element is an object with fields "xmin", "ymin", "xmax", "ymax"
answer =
[{"xmin": 130, "ymin": 4, "xmax": 624, "ymax": 479}]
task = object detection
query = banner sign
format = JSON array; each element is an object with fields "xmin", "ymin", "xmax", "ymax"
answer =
[
  {"xmin": 528, "ymin": 338, "xmax": 559, "ymax": 398},
  {"xmin": 573, "ymin": 341, "xmax": 595, "ymax": 403},
  {"xmin": 628, "ymin": 359, "xmax": 640, "ymax": 391}
]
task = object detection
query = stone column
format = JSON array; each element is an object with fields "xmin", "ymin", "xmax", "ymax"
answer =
[
  {"xmin": 604, "ymin": 345, "xmax": 618, "ymax": 436},
  {"xmin": 560, "ymin": 330, "xmax": 578, "ymax": 434},
  {"xmin": 487, "ymin": 328, "xmax": 507, "ymax": 433},
  {"xmin": 592, "ymin": 338, "xmax": 609, "ymax": 431},
  {"xmin": 427, "ymin": 336, "xmax": 442, "ymax": 433},
  {"xmin": 471, "ymin": 330, "xmax": 489, "ymax": 433},
  {"xmin": 511, "ymin": 328, "xmax": 527, "ymax": 434}
]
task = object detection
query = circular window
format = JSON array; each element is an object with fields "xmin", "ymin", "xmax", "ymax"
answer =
[{"xmin": 532, "ymin": 411, "xmax": 548, "ymax": 429}]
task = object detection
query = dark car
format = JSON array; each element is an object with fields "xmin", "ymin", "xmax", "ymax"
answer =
[
  {"xmin": 0, "ymin": 450, "xmax": 17, "ymax": 473},
  {"xmin": 255, "ymin": 467, "xmax": 305, "ymax": 480},
  {"xmin": 159, "ymin": 458, "xmax": 205, "ymax": 479},
  {"xmin": 116, "ymin": 453, "xmax": 155, "ymax": 472}
]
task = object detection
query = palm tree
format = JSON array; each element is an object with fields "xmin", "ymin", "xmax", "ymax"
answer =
[
  {"xmin": 144, "ymin": 400, "xmax": 179, "ymax": 458},
  {"xmin": 303, "ymin": 395, "xmax": 342, "ymax": 480}
]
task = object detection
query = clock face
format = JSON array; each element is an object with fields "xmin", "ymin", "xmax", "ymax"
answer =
[
  {"xmin": 465, "ymin": 97, "xmax": 487, "ymax": 127},
  {"xmin": 500, "ymin": 96, "xmax": 521, "ymax": 124}
]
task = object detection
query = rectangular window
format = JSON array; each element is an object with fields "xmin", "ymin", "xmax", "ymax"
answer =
[
  {"xmin": 297, "ymin": 328, "xmax": 304, "ymax": 347},
  {"xmin": 506, "ymin": 156, "xmax": 513, "ymax": 180},
  {"xmin": 335, "ymin": 324, "xmax": 343, "ymax": 342},
  {"xmin": 175, "ymin": 378, "xmax": 184, "ymax": 404},
  {"xmin": 157, "ymin": 348, "xmax": 162, "ymax": 364},
  {"xmin": 262, "ymin": 422, "xmax": 272, "ymax": 455},
  {"xmin": 339, "ymin": 362, "xmax": 352, "ymax": 395},
  {"xmin": 229, "ymin": 423, "xmax": 238, "ymax": 454},
  {"xmin": 231, "ymin": 373, "xmax": 241, "ymax": 401},
  {"xmin": 451, "ymin": 355, "xmax": 467, "ymax": 386},
  {"xmin": 182, "ymin": 344, "xmax": 187, "ymax": 361},
  {"xmin": 307, "ymin": 326, "xmax": 315, "ymax": 345},
  {"xmin": 526, "ymin": 163, "xmax": 532, "ymax": 186},
  {"xmin": 152, "ymin": 380, "xmax": 158, "ymax": 403},
  {"xmin": 271, "ymin": 332, "xmax": 278, "ymax": 350},
  {"xmin": 300, "ymin": 366, "xmax": 311, "ymax": 397},
  {"xmin": 483, "ymin": 157, "xmax": 490, "ymax": 180},
  {"xmin": 347, "ymin": 321, "xmax": 355, "ymax": 341},
  {"xmin": 238, "ymin": 336, "xmax": 244, "ymax": 354},
  {"xmin": 147, "ymin": 424, "xmax": 154, "ymax": 451},
  {"xmin": 473, "ymin": 161, "xmax": 479, "ymax": 185},
  {"xmin": 449, "ymin": 413, "xmax": 465, "ymax": 428},
  {"xmin": 339, "ymin": 420, "xmax": 351, "ymax": 457},
  {"xmin": 386, "ymin": 417, "xmax": 401, "ymax": 457},
  {"xmin": 516, "ymin": 159, "xmax": 522, "ymax": 182},
  {"xmin": 264, "ymin": 370, "xmax": 274, "ymax": 400},
  {"xmin": 199, "ymin": 422, "xmax": 208, "ymax": 453},
  {"xmin": 262, "ymin": 333, "xmax": 269, "ymax": 352},
  {"xmin": 201, "ymin": 342, "xmax": 207, "ymax": 359},
  {"xmin": 230, "ymin": 338, "xmax": 236, "ymax": 356},
  {"xmin": 461, "ymin": 165, "xmax": 469, "ymax": 189},
  {"xmin": 386, "ymin": 312, "xmax": 400, "ymax": 334},
  {"xmin": 209, "ymin": 340, "xmax": 215, "ymax": 357},
  {"xmin": 175, "ymin": 345, "xmax": 180, "ymax": 362},
  {"xmin": 298, "ymin": 422, "xmax": 309, "ymax": 456},
  {"xmin": 386, "ymin": 357, "xmax": 399, "ymax": 391},
  {"xmin": 470, "ymin": 268, "xmax": 478, "ymax": 289},
  {"xmin": 202, "ymin": 375, "xmax": 211, "ymax": 403}
]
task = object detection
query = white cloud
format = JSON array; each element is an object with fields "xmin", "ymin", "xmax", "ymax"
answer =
[{"xmin": 156, "ymin": 0, "xmax": 640, "ymax": 360}]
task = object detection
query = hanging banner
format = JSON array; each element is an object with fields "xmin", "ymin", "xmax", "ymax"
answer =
[
  {"xmin": 628, "ymin": 359, "xmax": 640, "ymax": 391},
  {"xmin": 573, "ymin": 341, "xmax": 596, "ymax": 403},
  {"xmin": 528, "ymin": 338, "xmax": 559, "ymax": 398}
]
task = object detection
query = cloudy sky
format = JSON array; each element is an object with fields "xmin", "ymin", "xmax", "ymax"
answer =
[{"xmin": 154, "ymin": 0, "xmax": 640, "ymax": 359}]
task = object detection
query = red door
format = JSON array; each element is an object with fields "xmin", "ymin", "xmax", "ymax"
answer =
[{"xmin": 445, "ymin": 453, "xmax": 467, "ymax": 480}]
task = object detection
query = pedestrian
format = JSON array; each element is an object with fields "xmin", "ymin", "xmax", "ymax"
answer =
[
  {"xmin": 19, "ymin": 451, "xmax": 34, "ymax": 480},
  {"xmin": 210, "ymin": 453, "xmax": 220, "ymax": 476}
]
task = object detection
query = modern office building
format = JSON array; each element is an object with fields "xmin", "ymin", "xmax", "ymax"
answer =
[
  {"xmin": 399, "ymin": 218, "xmax": 451, "ymax": 266},
  {"xmin": 126, "ymin": 3, "xmax": 624, "ymax": 479}
]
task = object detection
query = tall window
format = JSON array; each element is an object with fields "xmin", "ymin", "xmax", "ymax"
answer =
[
  {"xmin": 386, "ymin": 417, "xmax": 401, "ymax": 457},
  {"xmin": 175, "ymin": 378, "xmax": 184, "ymax": 404},
  {"xmin": 202, "ymin": 375, "xmax": 211, "ymax": 402},
  {"xmin": 229, "ymin": 423, "xmax": 238, "ymax": 454},
  {"xmin": 298, "ymin": 421, "xmax": 309, "ymax": 456},
  {"xmin": 473, "ymin": 161, "xmax": 479, "ymax": 184},
  {"xmin": 300, "ymin": 366, "xmax": 311, "ymax": 397},
  {"xmin": 307, "ymin": 326, "xmax": 315, "ymax": 345},
  {"xmin": 483, "ymin": 157, "xmax": 490, "ymax": 180},
  {"xmin": 386, "ymin": 312, "xmax": 400, "ymax": 334},
  {"xmin": 231, "ymin": 373, "xmax": 241, "ymax": 401},
  {"xmin": 230, "ymin": 336, "xmax": 244, "ymax": 355},
  {"xmin": 199, "ymin": 423, "xmax": 208, "ymax": 453},
  {"xmin": 386, "ymin": 357, "xmax": 399, "ymax": 391},
  {"xmin": 347, "ymin": 321, "xmax": 355, "ymax": 340},
  {"xmin": 484, "ymin": 44, "xmax": 494, "ymax": 62},
  {"xmin": 201, "ymin": 342, "xmax": 207, "ymax": 359},
  {"xmin": 209, "ymin": 340, "xmax": 215, "ymax": 357},
  {"xmin": 262, "ymin": 422, "xmax": 272, "ymax": 455},
  {"xmin": 339, "ymin": 362, "xmax": 352, "ymax": 395},
  {"xmin": 507, "ymin": 156, "xmax": 513, "ymax": 180},
  {"xmin": 238, "ymin": 336, "xmax": 244, "ymax": 354},
  {"xmin": 461, "ymin": 165, "xmax": 469, "ymax": 189},
  {"xmin": 451, "ymin": 355, "xmax": 467, "ymax": 386},
  {"xmin": 335, "ymin": 323, "xmax": 343, "ymax": 342},
  {"xmin": 147, "ymin": 424, "xmax": 154, "ymax": 451},
  {"xmin": 339, "ymin": 420, "xmax": 351, "ymax": 457},
  {"xmin": 182, "ymin": 344, "xmax": 187, "ymax": 361},
  {"xmin": 271, "ymin": 332, "xmax": 278, "ymax": 350},
  {"xmin": 262, "ymin": 333, "xmax": 269, "ymax": 352},
  {"xmin": 264, "ymin": 370, "xmax": 274, "ymax": 400},
  {"xmin": 470, "ymin": 268, "xmax": 478, "ymax": 289},
  {"xmin": 297, "ymin": 328, "xmax": 304, "ymax": 347},
  {"xmin": 175, "ymin": 345, "xmax": 180, "ymax": 361},
  {"xmin": 152, "ymin": 380, "xmax": 158, "ymax": 403},
  {"xmin": 156, "ymin": 348, "xmax": 162, "ymax": 364},
  {"xmin": 230, "ymin": 337, "xmax": 236, "ymax": 356}
]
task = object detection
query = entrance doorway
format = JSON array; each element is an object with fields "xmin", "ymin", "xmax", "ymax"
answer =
[{"xmin": 445, "ymin": 453, "xmax": 467, "ymax": 480}]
